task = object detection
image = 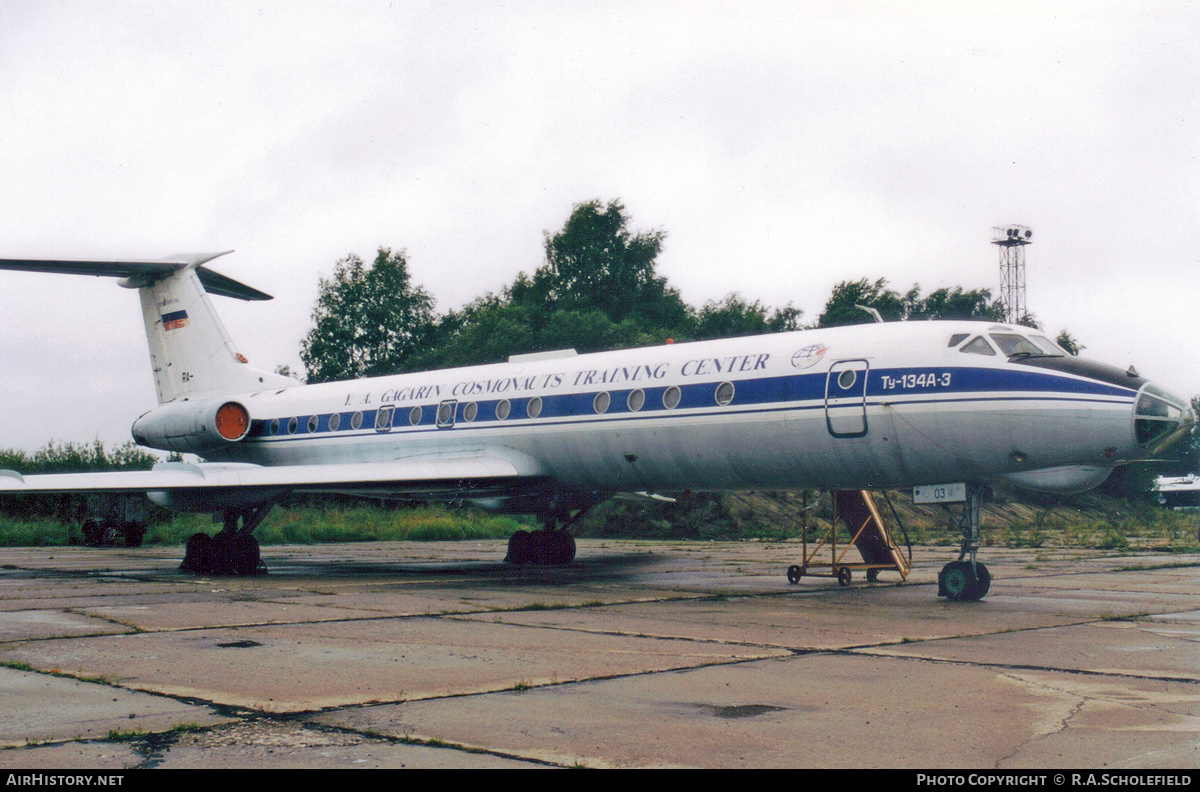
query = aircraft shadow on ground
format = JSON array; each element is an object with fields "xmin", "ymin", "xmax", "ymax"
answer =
[{"xmin": 257, "ymin": 551, "xmax": 665, "ymax": 585}]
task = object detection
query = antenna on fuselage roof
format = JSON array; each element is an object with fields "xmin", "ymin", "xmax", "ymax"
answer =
[{"xmin": 855, "ymin": 304, "xmax": 885, "ymax": 323}]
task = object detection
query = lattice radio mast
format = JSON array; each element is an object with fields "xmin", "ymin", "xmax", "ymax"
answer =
[{"xmin": 992, "ymin": 225, "xmax": 1032, "ymax": 324}]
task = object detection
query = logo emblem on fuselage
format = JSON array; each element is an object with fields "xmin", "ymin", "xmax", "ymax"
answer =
[{"xmin": 791, "ymin": 344, "xmax": 828, "ymax": 369}]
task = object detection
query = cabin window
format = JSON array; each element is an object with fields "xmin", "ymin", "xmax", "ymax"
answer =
[
  {"xmin": 527, "ymin": 397, "xmax": 543, "ymax": 419},
  {"xmin": 307, "ymin": 415, "xmax": 319, "ymax": 433},
  {"xmin": 593, "ymin": 392, "xmax": 611, "ymax": 414},
  {"xmin": 351, "ymin": 411, "xmax": 363, "ymax": 430},
  {"xmin": 836, "ymin": 369, "xmax": 857, "ymax": 390},
  {"xmin": 436, "ymin": 402, "xmax": 455, "ymax": 426},
  {"xmin": 375, "ymin": 408, "xmax": 392, "ymax": 431},
  {"xmin": 287, "ymin": 417, "xmax": 298, "ymax": 434},
  {"xmin": 715, "ymin": 381, "xmax": 735, "ymax": 406},
  {"xmin": 463, "ymin": 402, "xmax": 478, "ymax": 422},
  {"xmin": 627, "ymin": 389, "xmax": 645, "ymax": 412},
  {"xmin": 328, "ymin": 413, "xmax": 341, "ymax": 432},
  {"xmin": 269, "ymin": 418, "xmax": 280, "ymax": 436},
  {"xmin": 948, "ymin": 333, "xmax": 969, "ymax": 348},
  {"xmin": 409, "ymin": 406, "xmax": 423, "ymax": 426},
  {"xmin": 960, "ymin": 336, "xmax": 997, "ymax": 356},
  {"xmin": 989, "ymin": 333, "xmax": 1043, "ymax": 357},
  {"xmin": 496, "ymin": 399, "xmax": 511, "ymax": 420},
  {"xmin": 663, "ymin": 386, "xmax": 681, "ymax": 409}
]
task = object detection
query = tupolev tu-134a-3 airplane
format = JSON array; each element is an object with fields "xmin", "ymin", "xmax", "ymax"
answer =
[{"xmin": 0, "ymin": 251, "xmax": 1194, "ymax": 601}]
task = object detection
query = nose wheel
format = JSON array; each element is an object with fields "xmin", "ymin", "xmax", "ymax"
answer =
[
  {"xmin": 937, "ymin": 484, "xmax": 992, "ymax": 601},
  {"xmin": 938, "ymin": 559, "xmax": 990, "ymax": 601}
]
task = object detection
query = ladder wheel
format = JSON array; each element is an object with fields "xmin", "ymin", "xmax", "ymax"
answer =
[
  {"xmin": 787, "ymin": 565, "xmax": 802, "ymax": 584},
  {"xmin": 837, "ymin": 567, "xmax": 852, "ymax": 586}
]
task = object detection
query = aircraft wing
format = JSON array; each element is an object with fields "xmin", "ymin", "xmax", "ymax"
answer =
[{"xmin": 0, "ymin": 453, "xmax": 548, "ymax": 509}]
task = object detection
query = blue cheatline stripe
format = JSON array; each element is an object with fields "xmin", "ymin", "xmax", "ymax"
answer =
[{"xmin": 246, "ymin": 365, "xmax": 1137, "ymax": 442}]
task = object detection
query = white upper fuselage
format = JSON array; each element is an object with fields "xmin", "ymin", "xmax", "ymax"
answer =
[{"xmin": 179, "ymin": 319, "xmax": 1173, "ymax": 495}]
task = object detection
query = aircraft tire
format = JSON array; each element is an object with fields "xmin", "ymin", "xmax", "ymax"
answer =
[
  {"xmin": 232, "ymin": 535, "xmax": 261, "ymax": 576},
  {"xmin": 939, "ymin": 561, "xmax": 989, "ymax": 601},
  {"xmin": 552, "ymin": 531, "xmax": 576, "ymax": 565},
  {"xmin": 969, "ymin": 562, "xmax": 991, "ymax": 599},
  {"xmin": 180, "ymin": 532, "xmax": 213, "ymax": 574},
  {"xmin": 505, "ymin": 530, "xmax": 532, "ymax": 564},
  {"xmin": 82, "ymin": 520, "xmax": 104, "ymax": 547},
  {"xmin": 529, "ymin": 529, "xmax": 552, "ymax": 565}
]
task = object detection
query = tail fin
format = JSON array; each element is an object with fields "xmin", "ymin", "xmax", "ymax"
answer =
[{"xmin": 0, "ymin": 252, "xmax": 298, "ymax": 403}]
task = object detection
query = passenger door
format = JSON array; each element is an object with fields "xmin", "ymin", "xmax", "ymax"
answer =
[{"xmin": 825, "ymin": 359, "xmax": 869, "ymax": 438}]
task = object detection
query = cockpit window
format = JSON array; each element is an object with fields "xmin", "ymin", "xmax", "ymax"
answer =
[
  {"xmin": 989, "ymin": 333, "xmax": 1044, "ymax": 357},
  {"xmin": 1029, "ymin": 335, "xmax": 1064, "ymax": 355},
  {"xmin": 947, "ymin": 333, "xmax": 969, "ymax": 348},
  {"xmin": 1135, "ymin": 385, "xmax": 1190, "ymax": 450},
  {"xmin": 960, "ymin": 336, "xmax": 997, "ymax": 356}
]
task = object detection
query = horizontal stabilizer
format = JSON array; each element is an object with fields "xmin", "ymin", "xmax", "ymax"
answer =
[{"xmin": 0, "ymin": 252, "xmax": 272, "ymax": 301}]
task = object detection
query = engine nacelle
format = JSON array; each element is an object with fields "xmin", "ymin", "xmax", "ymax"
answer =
[{"xmin": 131, "ymin": 399, "xmax": 251, "ymax": 454}]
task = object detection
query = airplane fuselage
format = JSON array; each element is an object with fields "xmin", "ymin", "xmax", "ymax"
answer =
[{"xmin": 136, "ymin": 319, "xmax": 1178, "ymax": 499}]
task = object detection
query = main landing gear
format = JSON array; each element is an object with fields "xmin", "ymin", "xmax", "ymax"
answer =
[
  {"xmin": 937, "ymin": 484, "xmax": 991, "ymax": 602},
  {"xmin": 505, "ymin": 502, "xmax": 592, "ymax": 566},
  {"xmin": 180, "ymin": 505, "xmax": 272, "ymax": 576}
]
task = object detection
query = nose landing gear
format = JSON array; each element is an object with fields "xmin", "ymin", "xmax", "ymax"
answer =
[{"xmin": 937, "ymin": 484, "xmax": 991, "ymax": 601}]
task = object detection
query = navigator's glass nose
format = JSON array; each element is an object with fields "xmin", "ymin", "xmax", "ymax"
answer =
[{"xmin": 1135, "ymin": 383, "xmax": 1195, "ymax": 455}]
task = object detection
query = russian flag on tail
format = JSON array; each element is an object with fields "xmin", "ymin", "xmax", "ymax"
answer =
[{"xmin": 162, "ymin": 309, "xmax": 189, "ymax": 331}]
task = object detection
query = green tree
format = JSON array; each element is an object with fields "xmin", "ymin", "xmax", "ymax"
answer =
[
  {"xmin": 409, "ymin": 294, "xmax": 537, "ymax": 371},
  {"xmin": 905, "ymin": 286, "xmax": 1006, "ymax": 322},
  {"xmin": 819, "ymin": 279, "xmax": 1010, "ymax": 328},
  {"xmin": 693, "ymin": 293, "xmax": 802, "ymax": 341},
  {"xmin": 537, "ymin": 199, "xmax": 691, "ymax": 331},
  {"xmin": 301, "ymin": 248, "xmax": 436, "ymax": 383},
  {"xmin": 412, "ymin": 200, "xmax": 699, "ymax": 369},
  {"xmin": 817, "ymin": 278, "xmax": 906, "ymax": 327},
  {"xmin": 1055, "ymin": 330, "xmax": 1084, "ymax": 355}
]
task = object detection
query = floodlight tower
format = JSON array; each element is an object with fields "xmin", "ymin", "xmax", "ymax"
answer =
[{"xmin": 992, "ymin": 224, "xmax": 1032, "ymax": 324}]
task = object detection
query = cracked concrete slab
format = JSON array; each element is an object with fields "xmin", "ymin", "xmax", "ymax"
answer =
[
  {"xmin": 0, "ymin": 608, "xmax": 133, "ymax": 641},
  {"xmin": 456, "ymin": 586, "xmax": 1111, "ymax": 650},
  {"xmin": 311, "ymin": 653, "xmax": 1089, "ymax": 768},
  {"xmin": 858, "ymin": 619, "xmax": 1200, "ymax": 681},
  {"xmin": 0, "ymin": 742, "xmax": 144, "ymax": 769},
  {"xmin": 0, "ymin": 666, "xmax": 230, "ymax": 748},
  {"xmin": 0, "ymin": 615, "xmax": 786, "ymax": 712},
  {"xmin": 151, "ymin": 721, "xmax": 544, "ymax": 768},
  {"xmin": 0, "ymin": 540, "xmax": 1197, "ymax": 768}
]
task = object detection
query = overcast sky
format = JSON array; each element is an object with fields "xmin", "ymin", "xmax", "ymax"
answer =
[{"xmin": 1, "ymin": 0, "xmax": 1197, "ymax": 451}]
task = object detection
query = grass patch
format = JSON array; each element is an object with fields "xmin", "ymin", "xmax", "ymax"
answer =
[
  {"xmin": 0, "ymin": 504, "xmax": 532, "ymax": 547},
  {"xmin": 0, "ymin": 487, "xmax": 1196, "ymax": 551}
]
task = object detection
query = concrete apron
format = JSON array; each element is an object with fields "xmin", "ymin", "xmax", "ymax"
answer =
[{"xmin": 0, "ymin": 540, "xmax": 1197, "ymax": 768}]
